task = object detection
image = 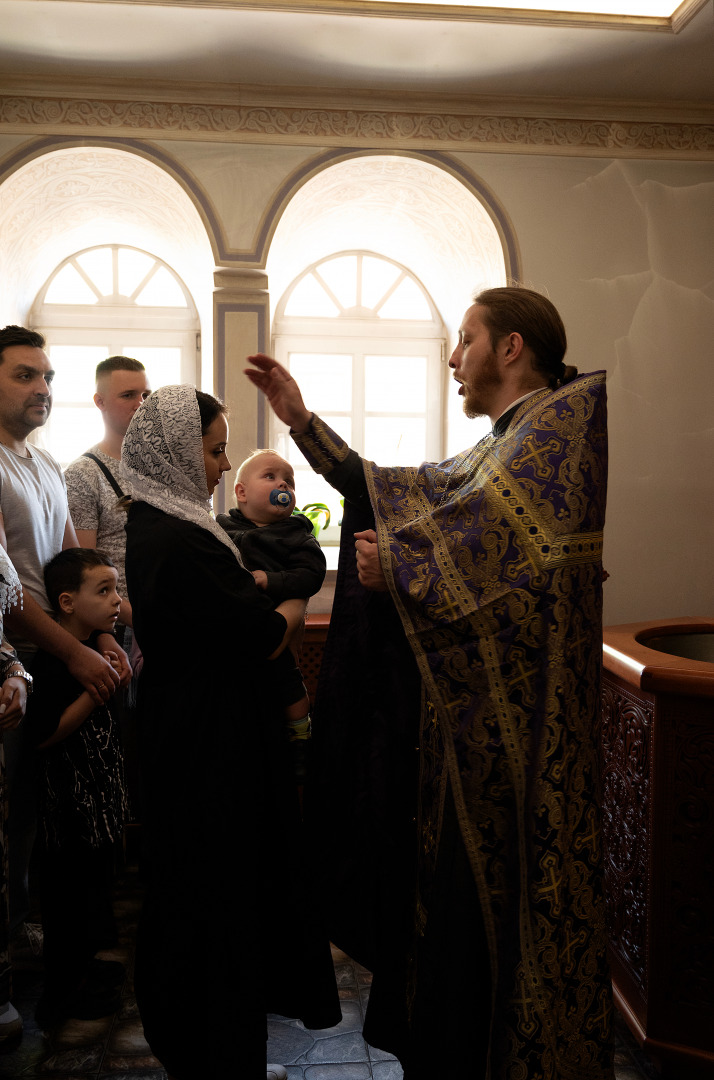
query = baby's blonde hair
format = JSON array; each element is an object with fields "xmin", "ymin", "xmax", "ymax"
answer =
[{"xmin": 235, "ymin": 448, "xmax": 286, "ymax": 486}]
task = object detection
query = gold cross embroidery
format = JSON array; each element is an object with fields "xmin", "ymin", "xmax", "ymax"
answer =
[{"xmin": 513, "ymin": 436, "xmax": 561, "ymax": 479}]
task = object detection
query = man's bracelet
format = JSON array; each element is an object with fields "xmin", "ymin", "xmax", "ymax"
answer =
[{"xmin": 2, "ymin": 665, "xmax": 33, "ymax": 694}]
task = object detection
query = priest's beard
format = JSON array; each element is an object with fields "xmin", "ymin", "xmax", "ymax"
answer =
[{"xmin": 461, "ymin": 349, "xmax": 502, "ymax": 419}]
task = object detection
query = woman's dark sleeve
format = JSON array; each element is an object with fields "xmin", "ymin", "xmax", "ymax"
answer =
[{"xmin": 125, "ymin": 505, "xmax": 287, "ymax": 662}]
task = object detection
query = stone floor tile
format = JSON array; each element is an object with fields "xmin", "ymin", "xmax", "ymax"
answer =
[
  {"xmin": 99, "ymin": 1071, "xmax": 167, "ymax": 1079},
  {"xmin": 112, "ymin": 896, "xmax": 142, "ymax": 921},
  {"xmin": 35, "ymin": 1042, "xmax": 104, "ymax": 1073},
  {"xmin": 116, "ymin": 998, "xmax": 141, "ymax": 1023},
  {"xmin": 372, "ymin": 1062, "xmax": 404, "ymax": 1080},
  {"xmin": 367, "ymin": 1042, "xmax": 398, "ymax": 1062},
  {"xmin": 268, "ymin": 1018, "xmax": 317, "ymax": 1063},
  {"xmin": 99, "ymin": 1057, "xmax": 165, "ymax": 1074},
  {"xmin": 51, "ymin": 1017, "xmax": 113, "ymax": 1049},
  {"xmin": 334, "ymin": 962, "xmax": 357, "ymax": 989},
  {"xmin": 94, "ymin": 946, "xmax": 130, "ymax": 966},
  {"xmin": 0, "ymin": 867, "xmax": 663, "ymax": 1080},
  {"xmin": 106, "ymin": 1018, "xmax": 153, "ymax": 1055},
  {"xmin": 304, "ymin": 1065, "xmax": 372, "ymax": 1079},
  {"xmin": 299, "ymin": 1030, "xmax": 370, "ymax": 1065}
]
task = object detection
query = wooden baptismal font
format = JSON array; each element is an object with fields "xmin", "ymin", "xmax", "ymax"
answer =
[{"xmin": 601, "ymin": 617, "xmax": 714, "ymax": 1078}]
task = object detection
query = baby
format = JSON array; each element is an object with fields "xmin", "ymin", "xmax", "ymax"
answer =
[{"xmin": 217, "ymin": 450, "xmax": 326, "ymax": 781}]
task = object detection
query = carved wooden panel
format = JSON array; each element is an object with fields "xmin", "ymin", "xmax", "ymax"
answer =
[
  {"xmin": 299, "ymin": 616, "xmax": 330, "ymax": 706},
  {"xmin": 601, "ymin": 678, "xmax": 653, "ymax": 994},
  {"xmin": 601, "ymin": 667, "xmax": 714, "ymax": 1069}
]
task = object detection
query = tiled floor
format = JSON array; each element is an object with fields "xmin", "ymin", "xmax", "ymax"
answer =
[{"xmin": 0, "ymin": 867, "xmax": 659, "ymax": 1080}]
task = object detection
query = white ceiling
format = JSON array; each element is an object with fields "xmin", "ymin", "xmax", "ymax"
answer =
[{"xmin": 1, "ymin": 0, "xmax": 713, "ymax": 111}]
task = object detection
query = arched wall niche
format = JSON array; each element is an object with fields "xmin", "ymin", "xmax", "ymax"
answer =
[
  {"xmin": 267, "ymin": 152, "xmax": 516, "ymax": 344},
  {"xmin": 266, "ymin": 152, "xmax": 517, "ymax": 453},
  {"xmin": 0, "ymin": 139, "xmax": 522, "ymax": 468},
  {"xmin": 0, "ymin": 143, "xmax": 214, "ymax": 372},
  {"xmin": 0, "ymin": 139, "xmax": 520, "ymax": 287}
]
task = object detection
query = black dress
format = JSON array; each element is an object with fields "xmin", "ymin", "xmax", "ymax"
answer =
[{"xmin": 125, "ymin": 501, "xmax": 340, "ymax": 1079}]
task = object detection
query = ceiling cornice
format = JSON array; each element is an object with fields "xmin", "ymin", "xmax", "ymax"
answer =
[
  {"xmin": 2, "ymin": 75, "xmax": 713, "ymax": 124},
  {"xmin": 6, "ymin": 0, "xmax": 707, "ymax": 33},
  {"xmin": 1, "ymin": 81, "xmax": 713, "ymax": 160}
]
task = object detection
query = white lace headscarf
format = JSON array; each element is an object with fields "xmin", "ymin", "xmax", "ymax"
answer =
[
  {"xmin": 0, "ymin": 546, "xmax": 22, "ymax": 626},
  {"xmin": 120, "ymin": 384, "xmax": 245, "ymax": 566}
]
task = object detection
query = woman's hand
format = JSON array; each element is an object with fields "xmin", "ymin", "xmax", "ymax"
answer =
[
  {"xmin": 245, "ymin": 354, "xmax": 313, "ymax": 433},
  {"xmin": 355, "ymin": 530, "xmax": 389, "ymax": 592},
  {"xmin": 0, "ymin": 676, "xmax": 27, "ymax": 730}
]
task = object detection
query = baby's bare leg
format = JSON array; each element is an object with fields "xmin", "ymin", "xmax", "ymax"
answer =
[{"xmin": 286, "ymin": 693, "xmax": 310, "ymax": 724}]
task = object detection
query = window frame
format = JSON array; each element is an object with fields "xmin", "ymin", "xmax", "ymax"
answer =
[
  {"xmin": 30, "ymin": 245, "xmax": 200, "ymax": 465},
  {"xmin": 271, "ymin": 253, "xmax": 449, "ymax": 555}
]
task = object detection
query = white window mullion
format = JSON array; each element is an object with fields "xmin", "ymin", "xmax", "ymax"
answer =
[
  {"xmin": 353, "ymin": 349, "xmax": 366, "ymax": 456},
  {"xmin": 271, "ymin": 253, "xmax": 446, "ymax": 547}
]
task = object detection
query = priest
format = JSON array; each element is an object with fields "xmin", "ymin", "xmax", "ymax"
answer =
[{"xmin": 246, "ymin": 285, "xmax": 614, "ymax": 1080}]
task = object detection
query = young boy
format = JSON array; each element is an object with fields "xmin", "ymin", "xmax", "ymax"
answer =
[
  {"xmin": 27, "ymin": 548, "xmax": 128, "ymax": 1027},
  {"xmin": 217, "ymin": 450, "xmax": 326, "ymax": 781}
]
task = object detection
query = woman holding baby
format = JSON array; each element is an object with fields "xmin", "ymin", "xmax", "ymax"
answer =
[{"xmin": 121, "ymin": 385, "xmax": 339, "ymax": 1080}]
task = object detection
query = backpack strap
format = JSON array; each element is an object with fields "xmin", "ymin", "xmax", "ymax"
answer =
[{"xmin": 82, "ymin": 452, "xmax": 125, "ymax": 499}]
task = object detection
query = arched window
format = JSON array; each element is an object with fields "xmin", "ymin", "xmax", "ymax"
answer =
[
  {"xmin": 271, "ymin": 252, "xmax": 446, "ymax": 556},
  {"xmin": 31, "ymin": 244, "xmax": 200, "ymax": 465}
]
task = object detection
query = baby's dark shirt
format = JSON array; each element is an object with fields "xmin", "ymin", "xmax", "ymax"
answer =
[{"xmin": 216, "ymin": 509, "xmax": 326, "ymax": 603}]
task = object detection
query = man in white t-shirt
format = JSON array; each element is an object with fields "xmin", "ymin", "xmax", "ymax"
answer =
[
  {"xmin": 0, "ymin": 325, "xmax": 129, "ymax": 947},
  {"xmin": 0, "ymin": 326, "xmax": 127, "ymax": 690}
]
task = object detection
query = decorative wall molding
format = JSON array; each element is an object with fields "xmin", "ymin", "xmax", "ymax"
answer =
[
  {"xmin": 0, "ymin": 140, "xmax": 520, "ymax": 277},
  {"xmin": 1, "ymin": 94, "xmax": 713, "ymax": 160}
]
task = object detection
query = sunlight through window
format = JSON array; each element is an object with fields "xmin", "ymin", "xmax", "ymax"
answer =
[
  {"xmin": 35, "ymin": 246, "xmax": 198, "ymax": 465},
  {"xmin": 118, "ymin": 248, "xmax": 155, "ymax": 298},
  {"xmin": 42, "ymin": 246, "xmax": 190, "ymax": 309},
  {"xmin": 45, "ymin": 265, "xmax": 98, "ymax": 305},
  {"xmin": 273, "ymin": 252, "xmax": 445, "ymax": 563}
]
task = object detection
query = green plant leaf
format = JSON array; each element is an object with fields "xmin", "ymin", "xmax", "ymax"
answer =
[{"xmin": 298, "ymin": 502, "xmax": 331, "ymax": 537}]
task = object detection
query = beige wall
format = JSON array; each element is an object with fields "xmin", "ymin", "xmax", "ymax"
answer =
[
  {"xmin": 453, "ymin": 152, "xmax": 714, "ymax": 625},
  {"xmin": 1, "ymin": 127, "xmax": 712, "ymax": 626}
]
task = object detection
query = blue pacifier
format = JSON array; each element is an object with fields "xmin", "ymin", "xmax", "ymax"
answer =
[{"xmin": 270, "ymin": 489, "xmax": 292, "ymax": 507}]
